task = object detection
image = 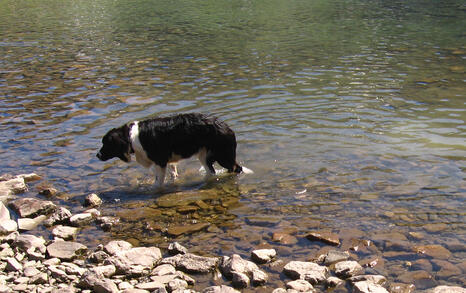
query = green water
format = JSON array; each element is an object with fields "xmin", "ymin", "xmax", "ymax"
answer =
[{"xmin": 1, "ymin": 0, "xmax": 465, "ymax": 290}]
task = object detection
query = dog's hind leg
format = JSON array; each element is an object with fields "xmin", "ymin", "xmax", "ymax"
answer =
[{"xmin": 154, "ymin": 165, "xmax": 166, "ymax": 187}]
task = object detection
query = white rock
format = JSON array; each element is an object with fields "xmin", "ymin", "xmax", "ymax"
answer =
[
  {"xmin": 353, "ymin": 281, "xmax": 389, "ymax": 293},
  {"xmin": 334, "ymin": 260, "xmax": 363, "ymax": 278},
  {"xmin": 430, "ymin": 286, "xmax": 466, "ymax": 293},
  {"xmin": 283, "ymin": 261, "xmax": 328, "ymax": 284},
  {"xmin": 52, "ymin": 225, "xmax": 79, "ymax": 240},
  {"xmin": 286, "ymin": 279, "xmax": 315, "ymax": 292},
  {"xmin": 69, "ymin": 213, "xmax": 93, "ymax": 226},
  {"xmin": 251, "ymin": 248, "xmax": 276, "ymax": 264},
  {"xmin": 0, "ymin": 219, "xmax": 18, "ymax": 235}
]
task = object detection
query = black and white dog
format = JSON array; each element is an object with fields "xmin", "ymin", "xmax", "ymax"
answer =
[{"xmin": 97, "ymin": 113, "xmax": 247, "ymax": 186}]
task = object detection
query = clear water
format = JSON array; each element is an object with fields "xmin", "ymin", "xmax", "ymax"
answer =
[{"xmin": 1, "ymin": 0, "xmax": 465, "ymax": 290}]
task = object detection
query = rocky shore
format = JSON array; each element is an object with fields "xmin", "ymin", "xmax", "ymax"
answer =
[{"xmin": 1, "ymin": 174, "xmax": 465, "ymax": 293}]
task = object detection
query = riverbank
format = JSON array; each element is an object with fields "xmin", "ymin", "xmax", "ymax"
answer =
[{"xmin": 1, "ymin": 174, "xmax": 465, "ymax": 293}]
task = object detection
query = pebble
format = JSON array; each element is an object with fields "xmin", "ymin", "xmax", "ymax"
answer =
[{"xmin": 251, "ymin": 248, "xmax": 276, "ymax": 264}]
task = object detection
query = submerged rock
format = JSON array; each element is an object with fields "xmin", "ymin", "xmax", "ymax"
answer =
[{"xmin": 306, "ymin": 230, "xmax": 340, "ymax": 246}]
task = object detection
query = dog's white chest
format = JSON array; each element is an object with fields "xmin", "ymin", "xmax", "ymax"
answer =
[{"xmin": 130, "ymin": 122, "xmax": 153, "ymax": 168}]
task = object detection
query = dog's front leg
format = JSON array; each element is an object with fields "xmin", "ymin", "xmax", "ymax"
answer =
[{"xmin": 154, "ymin": 165, "xmax": 166, "ymax": 187}]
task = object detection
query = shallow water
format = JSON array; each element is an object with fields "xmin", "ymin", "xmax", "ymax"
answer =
[{"xmin": 1, "ymin": 0, "xmax": 465, "ymax": 290}]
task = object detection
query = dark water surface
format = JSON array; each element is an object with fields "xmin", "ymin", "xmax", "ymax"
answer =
[{"xmin": 1, "ymin": 0, "xmax": 465, "ymax": 290}]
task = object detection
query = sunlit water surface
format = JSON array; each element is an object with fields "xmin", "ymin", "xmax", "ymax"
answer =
[{"xmin": 1, "ymin": 0, "xmax": 465, "ymax": 290}]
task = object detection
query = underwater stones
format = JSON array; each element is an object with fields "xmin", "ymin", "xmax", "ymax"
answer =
[
  {"xmin": 306, "ymin": 230, "xmax": 340, "ymax": 246},
  {"xmin": 272, "ymin": 232, "xmax": 298, "ymax": 245},
  {"xmin": 8, "ymin": 197, "xmax": 56, "ymax": 218},
  {"xmin": 322, "ymin": 250, "xmax": 350, "ymax": 265},
  {"xmin": 166, "ymin": 222, "xmax": 210, "ymax": 237},
  {"xmin": 245, "ymin": 216, "xmax": 281, "ymax": 227},
  {"xmin": 413, "ymin": 244, "xmax": 452, "ymax": 259},
  {"xmin": 156, "ymin": 190, "xmax": 218, "ymax": 208}
]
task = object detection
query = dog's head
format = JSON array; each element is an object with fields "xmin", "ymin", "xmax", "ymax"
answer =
[{"xmin": 96, "ymin": 125, "xmax": 132, "ymax": 163}]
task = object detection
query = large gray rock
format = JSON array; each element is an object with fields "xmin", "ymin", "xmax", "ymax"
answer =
[
  {"xmin": 46, "ymin": 241, "xmax": 87, "ymax": 261},
  {"xmin": 104, "ymin": 246, "xmax": 162, "ymax": 276},
  {"xmin": 334, "ymin": 261, "xmax": 364, "ymax": 279},
  {"xmin": 104, "ymin": 240, "xmax": 133, "ymax": 255},
  {"xmin": 161, "ymin": 252, "xmax": 219, "ymax": 273},
  {"xmin": 221, "ymin": 254, "xmax": 268, "ymax": 288},
  {"xmin": 8, "ymin": 197, "xmax": 56, "ymax": 218},
  {"xmin": 283, "ymin": 261, "xmax": 329, "ymax": 284}
]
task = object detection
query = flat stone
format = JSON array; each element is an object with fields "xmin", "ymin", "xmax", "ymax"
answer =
[
  {"xmin": 14, "ymin": 234, "xmax": 46, "ymax": 254},
  {"xmin": 413, "ymin": 244, "xmax": 452, "ymax": 259},
  {"xmin": 104, "ymin": 240, "xmax": 133, "ymax": 255},
  {"xmin": 46, "ymin": 241, "xmax": 87, "ymax": 261},
  {"xmin": 272, "ymin": 232, "xmax": 298, "ymax": 245},
  {"xmin": 166, "ymin": 222, "xmax": 209, "ymax": 236},
  {"xmin": 0, "ymin": 219, "xmax": 18, "ymax": 235},
  {"xmin": 105, "ymin": 246, "xmax": 162, "ymax": 276},
  {"xmin": 69, "ymin": 213, "xmax": 93, "ymax": 226},
  {"xmin": 135, "ymin": 281, "xmax": 165, "ymax": 291},
  {"xmin": 152, "ymin": 264, "xmax": 176, "ymax": 276},
  {"xmin": 245, "ymin": 216, "xmax": 281, "ymax": 227},
  {"xmin": 90, "ymin": 265, "xmax": 116, "ymax": 278},
  {"xmin": 334, "ymin": 261, "xmax": 364, "ymax": 278},
  {"xmin": 94, "ymin": 279, "xmax": 119, "ymax": 293},
  {"xmin": 348, "ymin": 275, "xmax": 387, "ymax": 285},
  {"xmin": 389, "ymin": 283, "xmax": 416, "ymax": 293},
  {"xmin": 161, "ymin": 253, "xmax": 219, "ymax": 273},
  {"xmin": 8, "ymin": 197, "xmax": 56, "ymax": 218},
  {"xmin": 17, "ymin": 215, "xmax": 46, "ymax": 231},
  {"xmin": 156, "ymin": 190, "xmax": 218, "ymax": 208},
  {"xmin": 430, "ymin": 286, "xmax": 466, "ymax": 293},
  {"xmin": 432, "ymin": 259, "xmax": 462, "ymax": 278},
  {"xmin": 5, "ymin": 257, "xmax": 23, "ymax": 272},
  {"xmin": 398, "ymin": 270, "xmax": 435, "ymax": 290},
  {"xmin": 323, "ymin": 250, "xmax": 350, "ymax": 265},
  {"xmin": 52, "ymin": 225, "xmax": 79, "ymax": 240},
  {"xmin": 306, "ymin": 230, "xmax": 340, "ymax": 246},
  {"xmin": 251, "ymin": 248, "xmax": 276, "ymax": 264},
  {"xmin": 283, "ymin": 261, "xmax": 328, "ymax": 284},
  {"xmin": 353, "ymin": 281, "xmax": 389, "ymax": 293},
  {"xmin": 286, "ymin": 279, "xmax": 314, "ymax": 292}
]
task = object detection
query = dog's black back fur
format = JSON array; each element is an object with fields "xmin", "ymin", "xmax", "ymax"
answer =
[{"xmin": 138, "ymin": 113, "xmax": 242, "ymax": 173}]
